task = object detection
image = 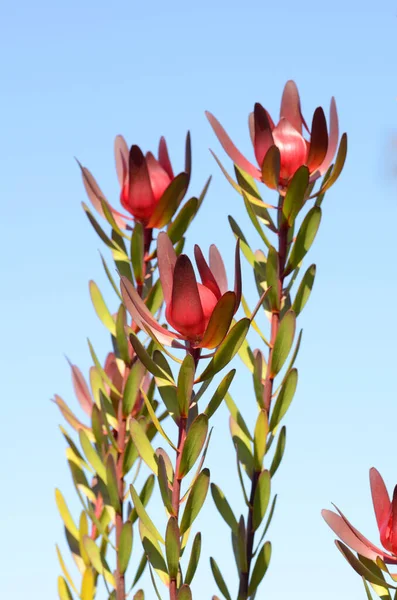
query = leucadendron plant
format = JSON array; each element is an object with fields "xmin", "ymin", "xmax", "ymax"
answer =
[
  {"xmin": 54, "ymin": 132, "xmax": 211, "ymax": 600},
  {"xmin": 119, "ymin": 232, "xmax": 263, "ymax": 600},
  {"xmin": 205, "ymin": 80, "xmax": 347, "ymax": 599},
  {"xmin": 323, "ymin": 470, "xmax": 397, "ymax": 599}
]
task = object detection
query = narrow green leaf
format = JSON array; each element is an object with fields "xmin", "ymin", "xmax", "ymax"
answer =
[
  {"xmin": 130, "ymin": 475, "xmax": 156, "ymax": 524},
  {"xmin": 131, "ymin": 222, "xmax": 144, "ymax": 284},
  {"xmin": 100, "ymin": 253, "xmax": 123, "ymax": 301},
  {"xmin": 83, "ymin": 536, "xmax": 115, "ymax": 587},
  {"xmin": 180, "ymin": 469, "xmax": 210, "ymax": 534},
  {"xmin": 179, "ymin": 415, "xmax": 208, "ymax": 478},
  {"xmin": 225, "ymin": 393, "xmax": 252, "ymax": 440},
  {"xmin": 166, "ymin": 517, "xmax": 181, "ymax": 578},
  {"xmin": 79, "ymin": 430, "xmax": 107, "ymax": 483},
  {"xmin": 204, "ymin": 369, "xmax": 236, "ymax": 419},
  {"xmin": 211, "ymin": 483, "xmax": 238, "ymax": 533},
  {"xmin": 270, "ymin": 426, "xmax": 286, "ymax": 477},
  {"xmin": 55, "ymin": 489, "xmax": 79, "ymax": 540},
  {"xmin": 56, "ymin": 546, "xmax": 78, "ymax": 595},
  {"xmin": 266, "ymin": 246, "xmax": 280, "ymax": 311},
  {"xmin": 158, "ymin": 454, "xmax": 174, "ymax": 515},
  {"xmin": 284, "ymin": 207, "xmax": 322, "ymax": 276},
  {"xmin": 253, "ymin": 470, "xmax": 271, "ymax": 531},
  {"xmin": 270, "ymin": 311, "xmax": 296, "ymax": 377},
  {"xmin": 58, "ymin": 576, "xmax": 73, "ymax": 600},
  {"xmin": 210, "ymin": 557, "xmax": 232, "ymax": 600},
  {"xmin": 123, "ymin": 360, "xmax": 145, "ymax": 417},
  {"xmin": 282, "ymin": 165, "xmax": 310, "ymax": 225},
  {"xmin": 129, "ymin": 334, "xmax": 172, "ymax": 381},
  {"xmin": 254, "ymin": 410, "xmax": 269, "ymax": 470},
  {"xmin": 336, "ymin": 542, "xmax": 396, "ymax": 588},
  {"xmin": 129, "ymin": 418, "xmax": 158, "ymax": 474},
  {"xmin": 130, "ymin": 484, "xmax": 164, "ymax": 543},
  {"xmin": 132, "ymin": 553, "xmax": 148, "ymax": 587},
  {"xmin": 148, "ymin": 172, "xmax": 189, "ymax": 228},
  {"xmin": 184, "ymin": 533, "xmax": 202, "ymax": 585},
  {"xmin": 139, "ymin": 521, "xmax": 169, "ymax": 585},
  {"xmin": 105, "ymin": 455, "xmax": 120, "ymax": 513},
  {"xmin": 167, "ymin": 197, "xmax": 199, "ymax": 244},
  {"xmin": 198, "ymin": 319, "xmax": 250, "ymax": 383},
  {"xmin": 89, "ymin": 280, "xmax": 116, "ymax": 335},
  {"xmin": 269, "ymin": 369, "xmax": 298, "ymax": 431},
  {"xmin": 119, "ymin": 521, "xmax": 133, "ymax": 574},
  {"xmin": 248, "ymin": 541, "xmax": 272, "ymax": 596},
  {"xmin": 133, "ymin": 591, "xmax": 145, "ymax": 600},
  {"xmin": 81, "ymin": 567, "xmax": 95, "ymax": 600},
  {"xmin": 177, "ymin": 585, "xmax": 192, "ymax": 600},
  {"xmin": 177, "ymin": 354, "xmax": 195, "ymax": 417},
  {"xmin": 228, "ymin": 216, "xmax": 256, "ymax": 266},
  {"xmin": 292, "ymin": 264, "xmax": 316, "ymax": 316},
  {"xmin": 115, "ymin": 305, "xmax": 130, "ymax": 363},
  {"xmin": 82, "ymin": 202, "xmax": 119, "ymax": 251}
]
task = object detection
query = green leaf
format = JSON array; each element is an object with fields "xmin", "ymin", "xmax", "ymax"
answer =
[
  {"xmin": 141, "ymin": 388, "xmax": 176, "ymax": 450},
  {"xmin": 79, "ymin": 430, "xmax": 107, "ymax": 483},
  {"xmin": 166, "ymin": 517, "xmax": 181, "ymax": 578},
  {"xmin": 270, "ymin": 426, "xmax": 286, "ymax": 477},
  {"xmin": 82, "ymin": 202, "xmax": 119, "ymax": 251},
  {"xmin": 130, "ymin": 418, "xmax": 158, "ymax": 474},
  {"xmin": 317, "ymin": 133, "xmax": 348, "ymax": 195},
  {"xmin": 157, "ymin": 454, "xmax": 174, "ymax": 515},
  {"xmin": 131, "ymin": 222, "xmax": 144, "ymax": 284},
  {"xmin": 106, "ymin": 455, "xmax": 120, "ymax": 513},
  {"xmin": 228, "ymin": 216, "xmax": 256, "ymax": 267},
  {"xmin": 149, "ymin": 172, "xmax": 189, "ymax": 228},
  {"xmin": 177, "ymin": 585, "xmax": 192, "ymax": 600},
  {"xmin": 130, "ymin": 484, "xmax": 164, "ymax": 543},
  {"xmin": 292, "ymin": 264, "xmax": 316, "ymax": 316},
  {"xmin": 284, "ymin": 207, "xmax": 322, "ymax": 276},
  {"xmin": 337, "ymin": 542, "xmax": 396, "ymax": 588},
  {"xmin": 123, "ymin": 438, "xmax": 139, "ymax": 476},
  {"xmin": 167, "ymin": 197, "xmax": 199, "ymax": 244},
  {"xmin": 230, "ymin": 417, "xmax": 254, "ymax": 479},
  {"xmin": 58, "ymin": 576, "xmax": 73, "ymax": 600},
  {"xmin": 133, "ymin": 591, "xmax": 145, "ymax": 600},
  {"xmin": 123, "ymin": 360, "xmax": 145, "ymax": 417},
  {"xmin": 253, "ymin": 351, "xmax": 265, "ymax": 410},
  {"xmin": 254, "ymin": 410, "xmax": 269, "ymax": 471},
  {"xmin": 266, "ymin": 246, "xmax": 280, "ymax": 311},
  {"xmin": 55, "ymin": 489, "xmax": 79, "ymax": 540},
  {"xmin": 210, "ymin": 557, "xmax": 232, "ymax": 600},
  {"xmin": 211, "ymin": 484, "xmax": 238, "ymax": 533},
  {"xmin": 89, "ymin": 280, "xmax": 116, "ymax": 336},
  {"xmin": 241, "ymin": 191, "xmax": 272, "ymax": 250},
  {"xmin": 177, "ymin": 354, "xmax": 195, "ymax": 417},
  {"xmin": 56, "ymin": 546, "xmax": 78, "ymax": 595},
  {"xmin": 198, "ymin": 319, "xmax": 250, "ymax": 382},
  {"xmin": 269, "ymin": 369, "xmax": 298, "ymax": 431},
  {"xmin": 81, "ymin": 567, "xmax": 95, "ymax": 600},
  {"xmin": 180, "ymin": 469, "xmax": 210, "ymax": 534},
  {"xmin": 130, "ymin": 475, "xmax": 156, "ymax": 524},
  {"xmin": 115, "ymin": 305, "xmax": 130, "ymax": 363},
  {"xmin": 261, "ymin": 145, "xmax": 280, "ymax": 190},
  {"xmin": 100, "ymin": 253, "xmax": 123, "ymax": 301},
  {"xmin": 282, "ymin": 165, "xmax": 310, "ymax": 225},
  {"xmin": 225, "ymin": 393, "xmax": 252, "ymax": 440},
  {"xmin": 145, "ymin": 279, "xmax": 164, "ymax": 315},
  {"xmin": 248, "ymin": 541, "xmax": 271, "ymax": 596},
  {"xmin": 119, "ymin": 521, "xmax": 133, "ymax": 574},
  {"xmin": 132, "ymin": 553, "xmax": 148, "ymax": 588},
  {"xmin": 253, "ymin": 470, "xmax": 271, "ymax": 531},
  {"xmin": 204, "ymin": 369, "xmax": 236, "ymax": 419},
  {"xmin": 139, "ymin": 521, "xmax": 169, "ymax": 585},
  {"xmin": 179, "ymin": 415, "xmax": 208, "ymax": 478},
  {"xmin": 129, "ymin": 333, "xmax": 172, "ymax": 381},
  {"xmin": 270, "ymin": 311, "xmax": 296, "ymax": 377},
  {"xmin": 83, "ymin": 536, "xmax": 115, "ymax": 587},
  {"xmin": 184, "ymin": 533, "xmax": 202, "ymax": 585}
]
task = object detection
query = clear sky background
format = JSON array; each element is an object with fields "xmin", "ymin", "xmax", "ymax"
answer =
[{"xmin": 1, "ymin": 1, "xmax": 397, "ymax": 599}]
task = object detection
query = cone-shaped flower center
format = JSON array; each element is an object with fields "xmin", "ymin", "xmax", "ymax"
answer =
[
  {"xmin": 165, "ymin": 283, "xmax": 218, "ymax": 340},
  {"xmin": 272, "ymin": 120, "xmax": 308, "ymax": 184}
]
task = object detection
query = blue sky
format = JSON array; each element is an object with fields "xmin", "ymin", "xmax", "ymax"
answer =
[{"xmin": 1, "ymin": 1, "xmax": 397, "ymax": 598}]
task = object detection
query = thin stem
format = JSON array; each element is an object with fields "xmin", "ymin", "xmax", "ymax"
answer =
[
  {"xmin": 169, "ymin": 345, "xmax": 200, "ymax": 600},
  {"xmin": 238, "ymin": 217, "xmax": 289, "ymax": 600},
  {"xmin": 115, "ymin": 401, "xmax": 127, "ymax": 600}
]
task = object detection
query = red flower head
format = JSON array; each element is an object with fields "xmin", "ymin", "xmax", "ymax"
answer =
[
  {"xmin": 79, "ymin": 134, "xmax": 191, "ymax": 229},
  {"xmin": 323, "ymin": 468, "xmax": 397, "ymax": 564},
  {"xmin": 206, "ymin": 80, "xmax": 341, "ymax": 192},
  {"xmin": 120, "ymin": 232, "xmax": 242, "ymax": 349}
]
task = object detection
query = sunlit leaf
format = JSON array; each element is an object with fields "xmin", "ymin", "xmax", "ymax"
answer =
[{"xmin": 180, "ymin": 469, "xmax": 210, "ymax": 534}]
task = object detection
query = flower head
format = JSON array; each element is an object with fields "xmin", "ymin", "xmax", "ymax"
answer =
[
  {"xmin": 206, "ymin": 80, "xmax": 341, "ymax": 192},
  {"xmin": 120, "ymin": 232, "xmax": 241, "ymax": 350},
  {"xmin": 79, "ymin": 134, "xmax": 191, "ymax": 228},
  {"xmin": 322, "ymin": 468, "xmax": 397, "ymax": 564}
]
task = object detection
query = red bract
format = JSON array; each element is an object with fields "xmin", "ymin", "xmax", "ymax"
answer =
[
  {"xmin": 120, "ymin": 232, "xmax": 242, "ymax": 349},
  {"xmin": 79, "ymin": 134, "xmax": 191, "ymax": 228},
  {"xmin": 322, "ymin": 468, "xmax": 397, "ymax": 564},
  {"xmin": 206, "ymin": 80, "xmax": 340, "ymax": 191}
]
